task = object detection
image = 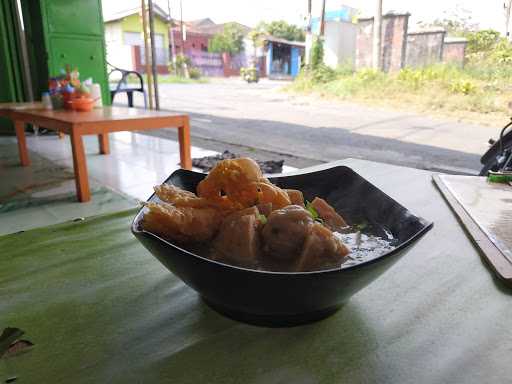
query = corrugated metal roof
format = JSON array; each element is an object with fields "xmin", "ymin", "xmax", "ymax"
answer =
[{"xmin": 264, "ymin": 35, "xmax": 306, "ymax": 47}]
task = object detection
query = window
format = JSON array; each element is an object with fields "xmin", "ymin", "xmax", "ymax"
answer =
[
  {"xmin": 123, "ymin": 32, "xmax": 165, "ymax": 47},
  {"xmin": 124, "ymin": 32, "xmax": 142, "ymax": 46}
]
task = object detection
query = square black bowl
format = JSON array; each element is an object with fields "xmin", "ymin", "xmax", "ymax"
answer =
[{"xmin": 132, "ymin": 165, "xmax": 433, "ymax": 327}]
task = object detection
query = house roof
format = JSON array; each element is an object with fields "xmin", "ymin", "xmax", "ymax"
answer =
[
  {"xmin": 104, "ymin": 6, "xmax": 251, "ymax": 36},
  {"xmin": 193, "ymin": 22, "xmax": 252, "ymax": 36},
  {"xmin": 264, "ymin": 35, "xmax": 306, "ymax": 47},
  {"xmin": 187, "ymin": 18, "xmax": 216, "ymax": 28},
  {"xmin": 358, "ymin": 11, "xmax": 411, "ymax": 21},
  {"xmin": 103, "ymin": 4, "xmax": 170, "ymax": 23}
]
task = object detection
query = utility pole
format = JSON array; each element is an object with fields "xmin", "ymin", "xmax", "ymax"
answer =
[
  {"xmin": 141, "ymin": 0, "xmax": 154, "ymax": 109},
  {"xmin": 505, "ymin": 1, "xmax": 512, "ymax": 40},
  {"xmin": 305, "ymin": 0, "xmax": 312, "ymax": 65},
  {"xmin": 167, "ymin": 0, "xmax": 177, "ymax": 74},
  {"xmin": 148, "ymin": 0, "xmax": 160, "ymax": 109},
  {"xmin": 372, "ymin": 0, "xmax": 382, "ymax": 70},
  {"xmin": 319, "ymin": 0, "xmax": 326, "ymax": 36},
  {"xmin": 179, "ymin": 0, "xmax": 189, "ymax": 78}
]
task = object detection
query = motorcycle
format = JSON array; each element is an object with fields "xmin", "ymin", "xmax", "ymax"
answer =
[{"xmin": 480, "ymin": 117, "xmax": 512, "ymax": 178}]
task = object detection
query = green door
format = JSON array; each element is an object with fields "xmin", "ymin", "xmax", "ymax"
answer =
[
  {"xmin": 25, "ymin": 0, "xmax": 110, "ymax": 104},
  {"xmin": 49, "ymin": 36, "xmax": 109, "ymax": 94},
  {"xmin": 45, "ymin": 0, "xmax": 104, "ymax": 36}
]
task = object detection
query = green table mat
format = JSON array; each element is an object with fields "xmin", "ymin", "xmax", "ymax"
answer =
[{"xmin": 1, "ymin": 160, "xmax": 512, "ymax": 384}]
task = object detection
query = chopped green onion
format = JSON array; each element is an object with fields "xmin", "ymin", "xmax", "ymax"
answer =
[
  {"xmin": 305, "ymin": 200, "xmax": 319, "ymax": 220},
  {"xmin": 305, "ymin": 201, "xmax": 324, "ymax": 223},
  {"xmin": 258, "ymin": 214, "xmax": 267, "ymax": 224}
]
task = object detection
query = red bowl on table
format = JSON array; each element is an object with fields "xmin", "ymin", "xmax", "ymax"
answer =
[{"xmin": 70, "ymin": 97, "xmax": 95, "ymax": 112}]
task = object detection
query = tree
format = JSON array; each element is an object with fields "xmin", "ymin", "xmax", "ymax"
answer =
[
  {"xmin": 208, "ymin": 22, "xmax": 245, "ymax": 55},
  {"xmin": 247, "ymin": 29, "xmax": 265, "ymax": 65},
  {"xmin": 256, "ymin": 20, "xmax": 305, "ymax": 42},
  {"xmin": 418, "ymin": 5, "xmax": 478, "ymax": 36}
]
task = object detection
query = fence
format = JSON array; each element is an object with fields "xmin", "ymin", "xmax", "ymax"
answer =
[
  {"xmin": 131, "ymin": 45, "xmax": 254, "ymax": 77},
  {"xmin": 186, "ymin": 50, "xmax": 224, "ymax": 77}
]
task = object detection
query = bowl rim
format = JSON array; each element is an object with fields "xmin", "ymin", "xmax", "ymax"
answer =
[{"xmin": 131, "ymin": 165, "xmax": 434, "ymax": 276}]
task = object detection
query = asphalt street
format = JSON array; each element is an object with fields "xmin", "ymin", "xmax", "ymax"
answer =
[{"xmin": 120, "ymin": 78, "xmax": 499, "ymax": 174}]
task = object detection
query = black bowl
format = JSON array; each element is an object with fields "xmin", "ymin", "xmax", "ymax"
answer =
[{"xmin": 131, "ymin": 166, "xmax": 433, "ymax": 327}]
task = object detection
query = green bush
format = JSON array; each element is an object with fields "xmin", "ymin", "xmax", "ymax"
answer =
[
  {"xmin": 397, "ymin": 68, "xmax": 424, "ymax": 89},
  {"xmin": 311, "ymin": 64, "xmax": 337, "ymax": 83},
  {"xmin": 169, "ymin": 55, "xmax": 193, "ymax": 77},
  {"xmin": 188, "ymin": 67, "xmax": 201, "ymax": 79},
  {"xmin": 355, "ymin": 68, "xmax": 384, "ymax": 83},
  {"xmin": 310, "ymin": 37, "xmax": 324, "ymax": 69},
  {"xmin": 466, "ymin": 29, "xmax": 512, "ymax": 69},
  {"xmin": 449, "ymin": 79, "xmax": 477, "ymax": 95},
  {"xmin": 208, "ymin": 22, "xmax": 245, "ymax": 54}
]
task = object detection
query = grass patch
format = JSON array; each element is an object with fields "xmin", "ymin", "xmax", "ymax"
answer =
[
  {"xmin": 286, "ymin": 63, "xmax": 512, "ymax": 126},
  {"xmin": 118, "ymin": 73, "xmax": 209, "ymax": 86},
  {"xmin": 156, "ymin": 75, "xmax": 209, "ymax": 84}
]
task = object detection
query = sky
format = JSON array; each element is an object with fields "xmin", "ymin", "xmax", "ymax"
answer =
[{"xmin": 102, "ymin": 0, "xmax": 507, "ymax": 33}]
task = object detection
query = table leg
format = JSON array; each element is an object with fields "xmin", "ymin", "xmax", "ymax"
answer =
[
  {"xmin": 70, "ymin": 130, "xmax": 91, "ymax": 202},
  {"xmin": 14, "ymin": 120, "xmax": 30, "ymax": 166},
  {"xmin": 98, "ymin": 133, "xmax": 110, "ymax": 154},
  {"xmin": 178, "ymin": 117, "xmax": 192, "ymax": 170}
]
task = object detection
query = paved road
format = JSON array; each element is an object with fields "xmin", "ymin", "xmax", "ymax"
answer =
[{"xmin": 123, "ymin": 78, "xmax": 499, "ymax": 174}]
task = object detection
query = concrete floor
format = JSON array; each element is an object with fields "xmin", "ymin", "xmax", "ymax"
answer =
[{"xmin": 120, "ymin": 78, "xmax": 495, "ymax": 174}]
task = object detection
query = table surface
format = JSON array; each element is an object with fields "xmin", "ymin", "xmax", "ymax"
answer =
[
  {"xmin": 1, "ymin": 159, "xmax": 511, "ymax": 384},
  {"xmin": 0, "ymin": 102, "xmax": 42, "ymax": 111},
  {"xmin": 1, "ymin": 105, "xmax": 184, "ymax": 124}
]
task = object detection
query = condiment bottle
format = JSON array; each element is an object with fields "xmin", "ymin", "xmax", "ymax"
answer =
[{"xmin": 42, "ymin": 92, "xmax": 53, "ymax": 110}]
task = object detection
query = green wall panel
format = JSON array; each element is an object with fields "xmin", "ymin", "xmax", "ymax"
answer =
[
  {"xmin": 49, "ymin": 36, "xmax": 109, "ymax": 98},
  {"xmin": 19, "ymin": 0, "xmax": 110, "ymax": 105},
  {"xmin": 0, "ymin": 0, "xmax": 25, "ymax": 134},
  {"xmin": 44, "ymin": 0, "xmax": 103, "ymax": 36}
]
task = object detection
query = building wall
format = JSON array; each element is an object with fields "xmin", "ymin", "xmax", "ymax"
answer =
[
  {"xmin": 104, "ymin": 22, "xmax": 133, "ymax": 70},
  {"xmin": 442, "ymin": 42, "xmax": 467, "ymax": 67},
  {"xmin": 356, "ymin": 13, "xmax": 409, "ymax": 72},
  {"xmin": 120, "ymin": 14, "xmax": 169, "ymax": 49},
  {"xmin": 104, "ymin": 22, "xmax": 122, "ymax": 45},
  {"xmin": 172, "ymin": 29, "xmax": 210, "ymax": 54},
  {"xmin": 324, "ymin": 20, "xmax": 357, "ymax": 69},
  {"xmin": 405, "ymin": 31, "xmax": 445, "ymax": 67}
]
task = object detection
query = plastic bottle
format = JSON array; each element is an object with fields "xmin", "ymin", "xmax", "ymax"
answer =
[
  {"xmin": 42, "ymin": 92, "xmax": 53, "ymax": 110},
  {"xmin": 90, "ymin": 84, "xmax": 103, "ymax": 108}
]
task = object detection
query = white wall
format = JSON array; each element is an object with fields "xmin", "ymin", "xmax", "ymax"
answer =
[
  {"xmin": 104, "ymin": 23, "xmax": 134, "ymax": 71},
  {"xmin": 324, "ymin": 20, "xmax": 357, "ymax": 69}
]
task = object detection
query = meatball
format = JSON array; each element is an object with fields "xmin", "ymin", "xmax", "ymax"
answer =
[
  {"xmin": 211, "ymin": 207, "xmax": 261, "ymax": 268},
  {"xmin": 261, "ymin": 205, "xmax": 314, "ymax": 260},
  {"xmin": 296, "ymin": 223, "xmax": 350, "ymax": 271}
]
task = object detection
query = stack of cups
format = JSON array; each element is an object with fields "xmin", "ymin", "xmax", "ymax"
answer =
[{"xmin": 90, "ymin": 83, "xmax": 103, "ymax": 108}]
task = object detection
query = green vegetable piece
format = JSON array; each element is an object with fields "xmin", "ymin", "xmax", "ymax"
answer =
[
  {"xmin": 305, "ymin": 200, "xmax": 319, "ymax": 220},
  {"xmin": 305, "ymin": 201, "xmax": 324, "ymax": 223},
  {"xmin": 258, "ymin": 214, "xmax": 267, "ymax": 225}
]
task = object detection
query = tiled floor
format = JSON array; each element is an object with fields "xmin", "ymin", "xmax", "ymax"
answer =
[{"xmin": 10, "ymin": 132, "xmax": 297, "ymax": 202}]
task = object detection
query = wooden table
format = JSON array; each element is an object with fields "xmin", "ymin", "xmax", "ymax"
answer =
[
  {"xmin": 0, "ymin": 105, "xmax": 192, "ymax": 202},
  {"xmin": 2, "ymin": 159, "xmax": 512, "ymax": 383}
]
